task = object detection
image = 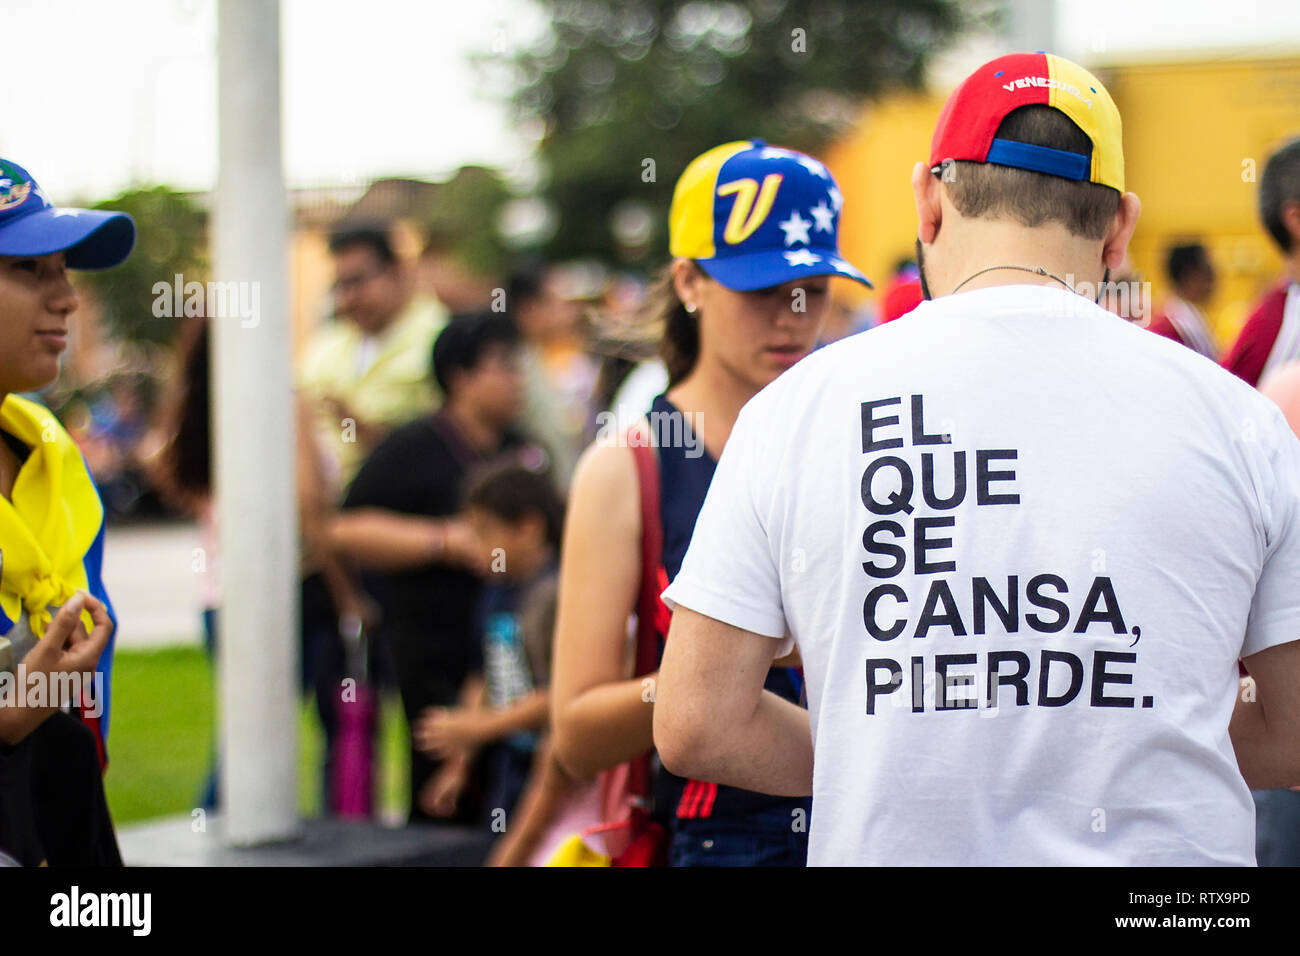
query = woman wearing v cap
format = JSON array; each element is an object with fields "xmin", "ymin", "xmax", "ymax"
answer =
[
  {"xmin": 0, "ymin": 157, "xmax": 133, "ymax": 866},
  {"xmin": 550, "ymin": 140, "xmax": 871, "ymax": 866}
]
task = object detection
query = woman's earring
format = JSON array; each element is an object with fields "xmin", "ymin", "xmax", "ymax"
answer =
[{"xmin": 684, "ymin": 302, "xmax": 698, "ymax": 314}]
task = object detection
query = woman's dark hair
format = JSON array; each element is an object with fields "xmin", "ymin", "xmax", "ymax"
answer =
[
  {"xmin": 463, "ymin": 460, "xmax": 565, "ymax": 550},
  {"xmin": 644, "ymin": 262, "xmax": 700, "ymax": 387},
  {"xmin": 431, "ymin": 309, "xmax": 521, "ymax": 396},
  {"xmin": 153, "ymin": 316, "xmax": 211, "ymax": 510}
]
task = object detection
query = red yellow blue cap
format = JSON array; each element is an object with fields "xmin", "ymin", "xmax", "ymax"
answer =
[
  {"xmin": 668, "ymin": 139, "xmax": 872, "ymax": 291},
  {"xmin": 930, "ymin": 53, "xmax": 1124, "ymax": 193}
]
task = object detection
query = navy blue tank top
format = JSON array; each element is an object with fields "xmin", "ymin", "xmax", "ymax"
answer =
[{"xmin": 650, "ymin": 393, "xmax": 810, "ymax": 824}]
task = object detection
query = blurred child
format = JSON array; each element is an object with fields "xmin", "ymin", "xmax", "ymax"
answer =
[{"xmin": 413, "ymin": 461, "xmax": 598, "ymax": 862}]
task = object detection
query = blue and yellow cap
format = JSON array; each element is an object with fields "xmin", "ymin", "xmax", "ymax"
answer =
[{"xmin": 668, "ymin": 139, "xmax": 871, "ymax": 292}]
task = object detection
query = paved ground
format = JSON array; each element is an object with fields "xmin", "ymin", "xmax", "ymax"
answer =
[
  {"xmin": 102, "ymin": 520, "xmax": 205, "ymax": 649},
  {"xmin": 119, "ymin": 815, "xmax": 494, "ymax": 866}
]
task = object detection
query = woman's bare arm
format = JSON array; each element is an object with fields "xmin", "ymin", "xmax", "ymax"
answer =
[{"xmin": 550, "ymin": 440, "xmax": 656, "ymax": 780}]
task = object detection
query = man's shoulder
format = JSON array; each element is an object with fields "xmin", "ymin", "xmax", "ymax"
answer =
[
  {"xmin": 1249, "ymin": 281, "xmax": 1291, "ymax": 320},
  {"xmin": 299, "ymin": 320, "xmax": 359, "ymax": 381},
  {"xmin": 393, "ymin": 296, "xmax": 448, "ymax": 342},
  {"xmin": 345, "ymin": 416, "xmax": 446, "ymax": 505},
  {"xmin": 1232, "ymin": 280, "xmax": 1292, "ymax": 346},
  {"xmin": 303, "ymin": 319, "xmax": 359, "ymax": 355},
  {"xmin": 378, "ymin": 414, "xmax": 442, "ymax": 453}
]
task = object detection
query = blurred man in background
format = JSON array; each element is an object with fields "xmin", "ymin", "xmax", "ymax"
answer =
[
  {"xmin": 1222, "ymin": 139, "xmax": 1300, "ymax": 386},
  {"xmin": 1146, "ymin": 241, "xmax": 1218, "ymax": 359},
  {"xmin": 330, "ymin": 311, "xmax": 532, "ymax": 825},
  {"xmin": 299, "ymin": 225, "xmax": 448, "ymax": 494},
  {"xmin": 296, "ymin": 225, "xmax": 448, "ymax": 813},
  {"xmin": 507, "ymin": 266, "xmax": 599, "ymax": 490}
]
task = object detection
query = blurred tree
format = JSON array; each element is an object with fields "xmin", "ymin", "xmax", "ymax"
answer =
[
  {"xmin": 79, "ymin": 186, "xmax": 207, "ymax": 347},
  {"xmin": 424, "ymin": 166, "xmax": 513, "ymax": 277},
  {"xmin": 505, "ymin": 0, "xmax": 982, "ymax": 267}
]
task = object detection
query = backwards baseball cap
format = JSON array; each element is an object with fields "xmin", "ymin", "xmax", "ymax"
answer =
[
  {"xmin": 0, "ymin": 158, "xmax": 135, "ymax": 269},
  {"xmin": 930, "ymin": 52, "xmax": 1124, "ymax": 193},
  {"xmin": 669, "ymin": 139, "xmax": 871, "ymax": 292}
]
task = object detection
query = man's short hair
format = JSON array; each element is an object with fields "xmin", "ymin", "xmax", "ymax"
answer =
[
  {"xmin": 506, "ymin": 266, "xmax": 546, "ymax": 307},
  {"xmin": 1259, "ymin": 138, "xmax": 1300, "ymax": 253},
  {"xmin": 328, "ymin": 225, "xmax": 397, "ymax": 267},
  {"xmin": 944, "ymin": 105, "xmax": 1121, "ymax": 241},
  {"xmin": 1166, "ymin": 243, "xmax": 1209, "ymax": 285},
  {"xmin": 464, "ymin": 460, "xmax": 565, "ymax": 550},
  {"xmin": 431, "ymin": 309, "xmax": 520, "ymax": 395}
]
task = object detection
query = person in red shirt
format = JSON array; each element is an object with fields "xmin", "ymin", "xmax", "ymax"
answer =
[
  {"xmin": 1147, "ymin": 242, "xmax": 1218, "ymax": 359},
  {"xmin": 1222, "ymin": 138, "xmax": 1300, "ymax": 386}
]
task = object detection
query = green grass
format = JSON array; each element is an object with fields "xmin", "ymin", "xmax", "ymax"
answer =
[{"xmin": 104, "ymin": 646, "xmax": 409, "ymax": 825}]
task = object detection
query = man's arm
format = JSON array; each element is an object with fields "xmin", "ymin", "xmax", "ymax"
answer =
[
  {"xmin": 328, "ymin": 508, "xmax": 483, "ymax": 573},
  {"xmin": 654, "ymin": 605, "xmax": 812, "ymax": 797},
  {"xmin": 1231, "ymin": 640, "xmax": 1300, "ymax": 790}
]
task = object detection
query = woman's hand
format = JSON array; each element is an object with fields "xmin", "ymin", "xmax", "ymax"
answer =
[{"xmin": 0, "ymin": 591, "xmax": 113, "ymax": 745}]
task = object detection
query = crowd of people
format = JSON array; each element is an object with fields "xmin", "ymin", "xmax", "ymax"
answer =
[{"xmin": 2, "ymin": 50, "xmax": 1300, "ymax": 867}]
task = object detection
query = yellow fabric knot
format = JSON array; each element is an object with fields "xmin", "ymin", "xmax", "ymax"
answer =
[{"xmin": 23, "ymin": 570, "xmax": 76, "ymax": 638}]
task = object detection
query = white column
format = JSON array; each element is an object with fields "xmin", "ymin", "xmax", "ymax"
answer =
[{"xmin": 214, "ymin": 0, "xmax": 299, "ymax": 845}]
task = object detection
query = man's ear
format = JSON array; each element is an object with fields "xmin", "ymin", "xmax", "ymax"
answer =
[
  {"xmin": 912, "ymin": 161, "xmax": 943, "ymax": 244},
  {"xmin": 1281, "ymin": 199, "xmax": 1300, "ymax": 252},
  {"xmin": 1102, "ymin": 192, "xmax": 1142, "ymax": 270},
  {"xmin": 521, "ymin": 511, "xmax": 548, "ymax": 548}
]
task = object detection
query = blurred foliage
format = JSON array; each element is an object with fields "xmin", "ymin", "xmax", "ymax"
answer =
[
  {"xmin": 506, "ymin": 0, "xmax": 980, "ymax": 266},
  {"xmin": 424, "ymin": 166, "xmax": 513, "ymax": 276},
  {"xmin": 80, "ymin": 186, "xmax": 207, "ymax": 347}
]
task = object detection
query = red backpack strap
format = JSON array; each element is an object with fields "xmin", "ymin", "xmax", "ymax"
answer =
[{"xmin": 627, "ymin": 424, "xmax": 664, "ymax": 678}]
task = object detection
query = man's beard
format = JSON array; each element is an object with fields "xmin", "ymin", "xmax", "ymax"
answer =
[{"xmin": 915, "ymin": 237, "xmax": 933, "ymax": 301}]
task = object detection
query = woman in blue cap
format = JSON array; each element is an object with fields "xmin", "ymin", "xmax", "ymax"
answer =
[
  {"xmin": 0, "ymin": 157, "xmax": 134, "ymax": 866},
  {"xmin": 550, "ymin": 141, "xmax": 871, "ymax": 866}
]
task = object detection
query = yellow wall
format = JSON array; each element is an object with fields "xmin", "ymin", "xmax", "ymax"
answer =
[
  {"xmin": 1110, "ymin": 56, "xmax": 1299, "ymax": 346},
  {"xmin": 826, "ymin": 53, "xmax": 1300, "ymax": 348},
  {"xmin": 824, "ymin": 91, "xmax": 950, "ymax": 305}
]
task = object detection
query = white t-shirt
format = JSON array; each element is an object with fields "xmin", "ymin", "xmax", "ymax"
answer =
[{"xmin": 662, "ymin": 283, "xmax": 1300, "ymax": 866}]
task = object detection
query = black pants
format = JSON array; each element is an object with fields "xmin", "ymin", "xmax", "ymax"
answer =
[
  {"xmin": 384, "ymin": 627, "xmax": 484, "ymax": 826},
  {"xmin": 0, "ymin": 712, "xmax": 122, "ymax": 866}
]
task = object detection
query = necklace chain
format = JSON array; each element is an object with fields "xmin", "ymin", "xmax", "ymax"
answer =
[{"xmin": 950, "ymin": 265, "xmax": 1075, "ymax": 296}]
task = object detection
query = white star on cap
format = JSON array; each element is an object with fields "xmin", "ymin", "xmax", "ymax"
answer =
[
  {"xmin": 798, "ymin": 155, "xmax": 829, "ymax": 178},
  {"xmin": 759, "ymin": 146, "xmax": 801, "ymax": 162},
  {"xmin": 829, "ymin": 186, "xmax": 843, "ymax": 212},
  {"xmin": 52, "ymin": 209, "xmax": 81, "ymax": 218},
  {"xmin": 784, "ymin": 249, "xmax": 821, "ymax": 267},
  {"xmin": 810, "ymin": 200, "xmax": 835, "ymax": 232},
  {"xmin": 829, "ymin": 257, "xmax": 856, "ymax": 275},
  {"xmin": 777, "ymin": 209, "xmax": 812, "ymax": 246}
]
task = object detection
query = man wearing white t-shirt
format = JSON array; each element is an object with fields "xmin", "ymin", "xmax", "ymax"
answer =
[{"xmin": 653, "ymin": 52, "xmax": 1300, "ymax": 866}]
